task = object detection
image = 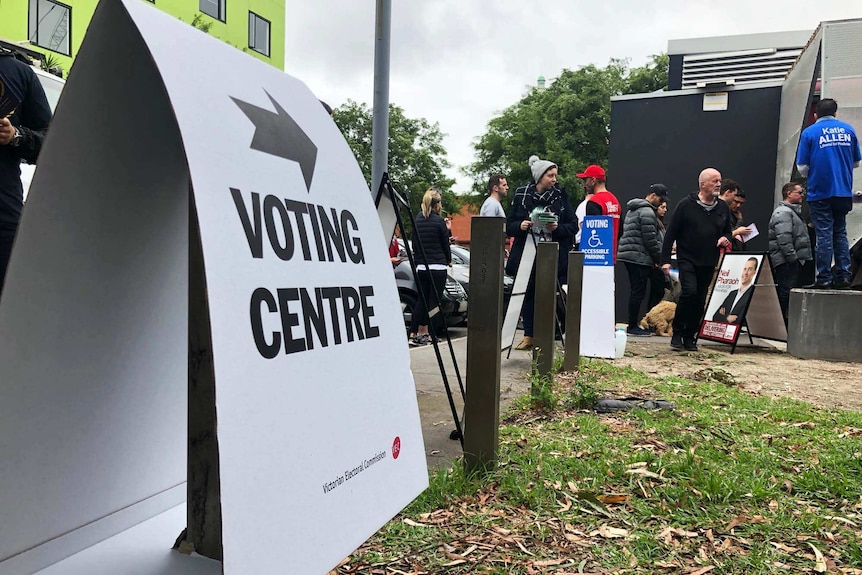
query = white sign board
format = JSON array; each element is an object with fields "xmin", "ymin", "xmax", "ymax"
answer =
[
  {"xmin": 579, "ymin": 266, "xmax": 616, "ymax": 359},
  {"xmin": 703, "ymin": 92, "xmax": 729, "ymax": 112},
  {"xmin": 0, "ymin": 1, "xmax": 427, "ymax": 574}
]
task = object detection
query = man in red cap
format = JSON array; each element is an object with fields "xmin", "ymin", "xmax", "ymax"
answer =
[{"xmin": 578, "ymin": 165, "xmax": 621, "ymax": 260}]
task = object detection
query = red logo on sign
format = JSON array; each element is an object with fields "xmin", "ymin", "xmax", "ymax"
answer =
[{"xmin": 392, "ymin": 436, "xmax": 401, "ymax": 460}]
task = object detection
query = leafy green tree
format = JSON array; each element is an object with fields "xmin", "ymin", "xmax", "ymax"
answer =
[
  {"xmin": 624, "ymin": 53, "xmax": 669, "ymax": 95},
  {"xmin": 333, "ymin": 100, "xmax": 457, "ymax": 224},
  {"xmin": 465, "ymin": 54, "xmax": 668, "ymax": 208}
]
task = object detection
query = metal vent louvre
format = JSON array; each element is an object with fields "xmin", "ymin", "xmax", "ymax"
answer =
[{"xmin": 682, "ymin": 48, "xmax": 803, "ymax": 89}]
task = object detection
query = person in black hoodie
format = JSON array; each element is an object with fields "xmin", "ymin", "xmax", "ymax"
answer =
[
  {"xmin": 0, "ymin": 48, "xmax": 52, "ymax": 295},
  {"xmin": 408, "ymin": 188, "xmax": 451, "ymax": 346},
  {"xmin": 661, "ymin": 168, "xmax": 733, "ymax": 351},
  {"xmin": 505, "ymin": 155, "xmax": 577, "ymax": 351}
]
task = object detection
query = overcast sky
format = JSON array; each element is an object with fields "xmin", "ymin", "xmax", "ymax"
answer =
[{"xmin": 285, "ymin": 0, "xmax": 860, "ymax": 193}]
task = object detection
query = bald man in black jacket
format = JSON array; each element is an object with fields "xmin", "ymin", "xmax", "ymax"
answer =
[{"xmin": 661, "ymin": 168, "xmax": 733, "ymax": 352}]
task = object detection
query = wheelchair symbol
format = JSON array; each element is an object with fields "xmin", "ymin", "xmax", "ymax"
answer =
[{"xmin": 587, "ymin": 230, "xmax": 603, "ymax": 248}]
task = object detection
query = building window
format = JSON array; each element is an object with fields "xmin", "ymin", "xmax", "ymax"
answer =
[
  {"xmin": 200, "ymin": 0, "xmax": 225, "ymax": 22},
  {"xmin": 248, "ymin": 12, "xmax": 270, "ymax": 57},
  {"xmin": 28, "ymin": 0, "xmax": 71, "ymax": 56}
]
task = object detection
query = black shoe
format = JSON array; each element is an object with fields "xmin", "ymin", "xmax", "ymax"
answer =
[
  {"xmin": 627, "ymin": 326, "xmax": 654, "ymax": 337},
  {"xmin": 833, "ymin": 279, "xmax": 852, "ymax": 290},
  {"xmin": 803, "ymin": 282, "xmax": 832, "ymax": 289},
  {"xmin": 683, "ymin": 337, "xmax": 698, "ymax": 352},
  {"xmin": 670, "ymin": 334, "xmax": 683, "ymax": 351}
]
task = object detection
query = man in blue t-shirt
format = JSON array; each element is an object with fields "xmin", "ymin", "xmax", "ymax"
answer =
[{"xmin": 796, "ymin": 98, "xmax": 862, "ymax": 289}]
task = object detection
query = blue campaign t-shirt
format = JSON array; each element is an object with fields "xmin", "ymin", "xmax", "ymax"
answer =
[{"xmin": 796, "ymin": 116, "xmax": 862, "ymax": 202}]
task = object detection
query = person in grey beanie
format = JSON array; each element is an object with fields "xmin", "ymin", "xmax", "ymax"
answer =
[{"xmin": 505, "ymin": 155, "xmax": 577, "ymax": 350}]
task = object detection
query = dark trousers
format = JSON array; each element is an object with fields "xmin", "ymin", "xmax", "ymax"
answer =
[
  {"xmin": 409, "ymin": 269, "xmax": 448, "ymax": 335},
  {"xmin": 773, "ymin": 261, "xmax": 801, "ymax": 327},
  {"xmin": 673, "ymin": 261, "xmax": 714, "ymax": 339},
  {"xmin": 519, "ymin": 268, "xmax": 568, "ymax": 338},
  {"xmin": 649, "ymin": 268, "xmax": 667, "ymax": 309},
  {"xmin": 520, "ymin": 267, "xmax": 537, "ymax": 337},
  {"xmin": 0, "ymin": 224, "xmax": 17, "ymax": 297},
  {"xmin": 625, "ymin": 262, "xmax": 663, "ymax": 328}
]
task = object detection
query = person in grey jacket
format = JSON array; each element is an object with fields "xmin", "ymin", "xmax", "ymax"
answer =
[
  {"xmin": 618, "ymin": 184, "xmax": 669, "ymax": 335},
  {"xmin": 768, "ymin": 182, "xmax": 812, "ymax": 326}
]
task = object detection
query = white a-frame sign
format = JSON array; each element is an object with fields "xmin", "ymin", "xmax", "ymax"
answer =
[{"xmin": 0, "ymin": 1, "xmax": 427, "ymax": 574}]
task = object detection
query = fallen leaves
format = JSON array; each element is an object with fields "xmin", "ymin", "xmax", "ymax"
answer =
[
  {"xmin": 808, "ymin": 542, "xmax": 828, "ymax": 573},
  {"xmin": 329, "ymin": 361, "xmax": 862, "ymax": 575},
  {"xmin": 724, "ymin": 514, "xmax": 771, "ymax": 532},
  {"xmin": 624, "ymin": 461, "xmax": 666, "ymax": 481},
  {"xmin": 591, "ymin": 525, "xmax": 629, "ymax": 539},
  {"xmin": 657, "ymin": 526, "xmax": 699, "ymax": 545}
]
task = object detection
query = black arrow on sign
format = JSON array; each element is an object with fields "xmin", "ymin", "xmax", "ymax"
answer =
[{"xmin": 231, "ymin": 91, "xmax": 318, "ymax": 192}]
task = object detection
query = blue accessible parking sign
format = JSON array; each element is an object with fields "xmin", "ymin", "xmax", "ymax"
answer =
[{"xmin": 581, "ymin": 216, "xmax": 614, "ymax": 266}]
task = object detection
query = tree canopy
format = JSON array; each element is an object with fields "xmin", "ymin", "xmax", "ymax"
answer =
[
  {"xmin": 465, "ymin": 54, "xmax": 668, "ymax": 208},
  {"xmin": 333, "ymin": 100, "xmax": 458, "ymax": 223}
]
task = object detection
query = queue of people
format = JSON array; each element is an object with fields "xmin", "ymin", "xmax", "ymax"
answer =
[{"xmin": 466, "ymin": 97, "xmax": 859, "ymax": 353}]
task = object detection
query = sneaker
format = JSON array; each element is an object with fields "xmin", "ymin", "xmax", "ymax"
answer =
[
  {"xmin": 683, "ymin": 337, "xmax": 698, "ymax": 352},
  {"xmin": 833, "ymin": 279, "xmax": 852, "ymax": 290},
  {"xmin": 627, "ymin": 326, "xmax": 654, "ymax": 337},
  {"xmin": 410, "ymin": 334, "xmax": 431, "ymax": 346},
  {"xmin": 670, "ymin": 334, "xmax": 683, "ymax": 351},
  {"xmin": 803, "ymin": 282, "xmax": 832, "ymax": 289}
]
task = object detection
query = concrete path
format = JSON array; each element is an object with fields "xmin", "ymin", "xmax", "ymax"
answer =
[{"xmin": 408, "ymin": 328, "xmax": 532, "ymax": 470}]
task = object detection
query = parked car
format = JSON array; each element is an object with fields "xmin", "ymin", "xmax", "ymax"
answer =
[
  {"xmin": 394, "ymin": 241, "xmax": 514, "ymax": 328},
  {"xmin": 393, "ymin": 258, "xmax": 468, "ymax": 329},
  {"xmin": 448, "ymin": 244, "xmax": 514, "ymax": 310}
]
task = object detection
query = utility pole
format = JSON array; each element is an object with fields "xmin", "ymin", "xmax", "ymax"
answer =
[{"xmin": 370, "ymin": 0, "xmax": 391, "ymax": 197}]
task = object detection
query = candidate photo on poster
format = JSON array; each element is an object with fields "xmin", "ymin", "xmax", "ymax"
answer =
[{"xmin": 704, "ymin": 254, "xmax": 763, "ymax": 325}]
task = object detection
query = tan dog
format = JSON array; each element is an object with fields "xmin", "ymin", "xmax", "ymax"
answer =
[{"xmin": 639, "ymin": 300, "xmax": 677, "ymax": 336}]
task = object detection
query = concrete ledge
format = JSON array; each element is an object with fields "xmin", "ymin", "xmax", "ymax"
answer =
[{"xmin": 788, "ymin": 288, "xmax": 862, "ymax": 362}]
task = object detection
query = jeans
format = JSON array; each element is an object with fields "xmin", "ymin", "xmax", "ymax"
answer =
[
  {"xmin": 772, "ymin": 261, "xmax": 801, "ymax": 326},
  {"xmin": 673, "ymin": 260, "xmax": 714, "ymax": 340},
  {"xmin": 808, "ymin": 197, "xmax": 853, "ymax": 284}
]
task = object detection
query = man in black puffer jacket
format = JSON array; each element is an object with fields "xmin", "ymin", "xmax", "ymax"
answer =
[{"xmin": 618, "ymin": 184, "xmax": 669, "ymax": 336}]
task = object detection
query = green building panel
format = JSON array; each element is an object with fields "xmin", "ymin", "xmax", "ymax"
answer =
[{"xmin": 0, "ymin": 0, "xmax": 285, "ymax": 75}]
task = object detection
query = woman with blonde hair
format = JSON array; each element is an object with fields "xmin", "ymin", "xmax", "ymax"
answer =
[{"xmin": 408, "ymin": 188, "xmax": 451, "ymax": 346}]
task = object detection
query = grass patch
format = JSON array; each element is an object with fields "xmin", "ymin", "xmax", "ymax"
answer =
[{"xmin": 334, "ymin": 360, "xmax": 862, "ymax": 574}]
